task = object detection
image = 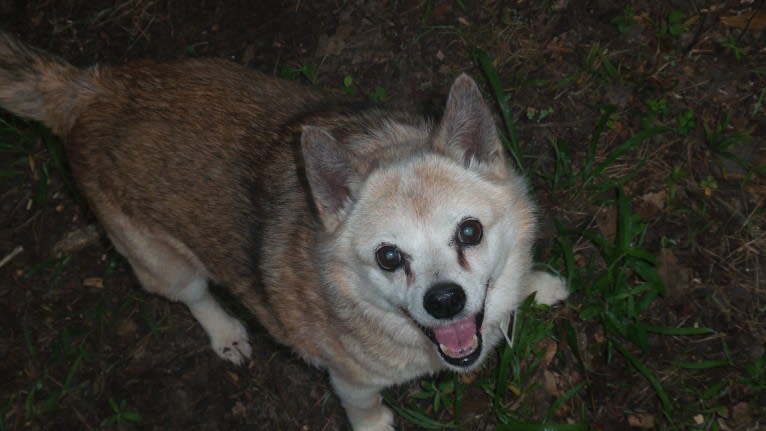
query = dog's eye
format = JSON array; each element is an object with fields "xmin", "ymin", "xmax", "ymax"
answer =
[
  {"xmin": 457, "ymin": 218, "xmax": 483, "ymax": 246},
  {"xmin": 375, "ymin": 244, "xmax": 403, "ymax": 271}
]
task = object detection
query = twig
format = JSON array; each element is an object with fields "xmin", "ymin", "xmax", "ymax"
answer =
[{"xmin": 0, "ymin": 246, "xmax": 23, "ymax": 269}]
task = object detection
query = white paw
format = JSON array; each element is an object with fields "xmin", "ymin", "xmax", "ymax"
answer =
[
  {"xmin": 210, "ymin": 319, "xmax": 252, "ymax": 365},
  {"xmin": 348, "ymin": 405, "xmax": 395, "ymax": 431},
  {"xmin": 528, "ymin": 271, "xmax": 569, "ymax": 306}
]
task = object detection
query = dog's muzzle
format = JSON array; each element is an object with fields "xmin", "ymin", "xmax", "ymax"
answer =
[{"xmin": 421, "ymin": 282, "xmax": 483, "ymax": 368}]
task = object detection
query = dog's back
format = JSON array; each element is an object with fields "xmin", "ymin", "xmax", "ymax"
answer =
[
  {"xmin": 0, "ymin": 32, "xmax": 349, "ymax": 351},
  {"xmin": 1, "ymin": 35, "xmax": 320, "ymax": 283}
]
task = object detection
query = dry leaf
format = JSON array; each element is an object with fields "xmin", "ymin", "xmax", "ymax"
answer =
[
  {"xmin": 543, "ymin": 370, "xmax": 561, "ymax": 397},
  {"xmin": 641, "ymin": 190, "xmax": 666, "ymax": 210},
  {"xmin": 731, "ymin": 402, "xmax": 753, "ymax": 429},
  {"xmin": 52, "ymin": 225, "xmax": 100, "ymax": 257},
  {"xmin": 231, "ymin": 400, "xmax": 247, "ymax": 418},
  {"xmin": 82, "ymin": 277, "xmax": 104, "ymax": 289},
  {"xmin": 459, "ymin": 371, "xmax": 479, "ymax": 385},
  {"xmin": 717, "ymin": 418, "xmax": 734, "ymax": 431},
  {"xmin": 657, "ymin": 248, "xmax": 690, "ymax": 300},
  {"xmin": 117, "ymin": 319, "xmax": 137, "ymax": 337},
  {"xmin": 627, "ymin": 412, "xmax": 655, "ymax": 429},
  {"xmin": 596, "ymin": 205, "xmax": 618, "ymax": 243},
  {"xmin": 593, "ymin": 326, "xmax": 606, "ymax": 344},
  {"xmin": 721, "ymin": 11, "xmax": 766, "ymax": 30},
  {"xmin": 541, "ymin": 338, "xmax": 558, "ymax": 367}
]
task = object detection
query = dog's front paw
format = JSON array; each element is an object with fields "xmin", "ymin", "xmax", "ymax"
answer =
[
  {"xmin": 528, "ymin": 271, "xmax": 569, "ymax": 306},
  {"xmin": 347, "ymin": 404, "xmax": 395, "ymax": 431},
  {"xmin": 330, "ymin": 375, "xmax": 395, "ymax": 431},
  {"xmin": 210, "ymin": 319, "xmax": 252, "ymax": 365}
]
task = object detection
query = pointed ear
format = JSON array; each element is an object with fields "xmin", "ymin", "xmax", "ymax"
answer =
[
  {"xmin": 433, "ymin": 74, "xmax": 507, "ymax": 174},
  {"xmin": 301, "ymin": 126, "xmax": 359, "ymax": 231}
]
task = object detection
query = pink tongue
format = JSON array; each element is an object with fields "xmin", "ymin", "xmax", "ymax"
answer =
[{"xmin": 432, "ymin": 316, "xmax": 477, "ymax": 354}]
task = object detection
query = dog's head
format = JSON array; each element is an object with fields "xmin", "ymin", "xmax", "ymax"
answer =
[{"xmin": 302, "ymin": 74, "xmax": 536, "ymax": 371}]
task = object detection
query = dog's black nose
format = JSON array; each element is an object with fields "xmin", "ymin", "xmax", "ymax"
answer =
[{"xmin": 423, "ymin": 282, "xmax": 466, "ymax": 319}]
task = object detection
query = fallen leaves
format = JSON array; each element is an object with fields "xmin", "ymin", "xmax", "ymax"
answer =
[
  {"xmin": 657, "ymin": 248, "xmax": 691, "ymax": 301},
  {"xmin": 721, "ymin": 11, "xmax": 766, "ymax": 30},
  {"xmin": 82, "ymin": 277, "xmax": 104, "ymax": 288},
  {"xmin": 627, "ymin": 412, "xmax": 656, "ymax": 429},
  {"xmin": 52, "ymin": 225, "xmax": 100, "ymax": 257}
]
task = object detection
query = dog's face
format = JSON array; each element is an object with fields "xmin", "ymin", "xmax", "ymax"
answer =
[
  {"xmin": 345, "ymin": 156, "xmax": 535, "ymax": 370},
  {"xmin": 302, "ymin": 74, "xmax": 535, "ymax": 371}
]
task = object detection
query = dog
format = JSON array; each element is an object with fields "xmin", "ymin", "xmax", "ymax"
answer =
[{"xmin": 0, "ymin": 32, "xmax": 568, "ymax": 430}]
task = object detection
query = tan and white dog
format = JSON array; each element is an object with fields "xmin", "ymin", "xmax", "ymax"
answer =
[{"xmin": 0, "ymin": 33, "xmax": 567, "ymax": 430}]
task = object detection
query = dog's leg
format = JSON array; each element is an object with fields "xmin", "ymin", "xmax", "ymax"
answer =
[
  {"xmin": 103, "ymin": 211, "xmax": 252, "ymax": 365},
  {"xmin": 173, "ymin": 275, "xmax": 252, "ymax": 364},
  {"xmin": 128, "ymin": 258, "xmax": 252, "ymax": 365},
  {"xmin": 330, "ymin": 372, "xmax": 394, "ymax": 431},
  {"xmin": 527, "ymin": 271, "xmax": 569, "ymax": 305}
]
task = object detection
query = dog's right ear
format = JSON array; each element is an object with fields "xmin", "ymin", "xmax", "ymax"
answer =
[
  {"xmin": 432, "ymin": 74, "xmax": 508, "ymax": 177},
  {"xmin": 301, "ymin": 126, "xmax": 359, "ymax": 232}
]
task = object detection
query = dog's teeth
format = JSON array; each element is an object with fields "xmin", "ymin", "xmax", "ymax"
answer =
[
  {"xmin": 439, "ymin": 338, "xmax": 480, "ymax": 358},
  {"xmin": 438, "ymin": 343, "xmax": 458, "ymax": 357}
]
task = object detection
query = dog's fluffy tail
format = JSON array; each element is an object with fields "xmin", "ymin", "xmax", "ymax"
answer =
[{"xmin": 0, "ymin": 33, "xmax": 95, "ymax": 135}]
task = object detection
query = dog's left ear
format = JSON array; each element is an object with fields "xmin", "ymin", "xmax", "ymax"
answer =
[
  {"xmin": 433, "ymin": 74, "xmax": 507, "ymax": 176},
  {"xmin": 301, "ymin": 126, "xmax": 360, "ymax": 232}
]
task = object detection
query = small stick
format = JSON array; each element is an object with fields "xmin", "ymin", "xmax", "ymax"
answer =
[{"xmin": 0, "ymin": 245, "xmax": 23, "ymax": 269}]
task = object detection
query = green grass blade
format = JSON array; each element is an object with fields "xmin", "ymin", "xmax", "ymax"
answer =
[
  {"xmin": 613, "ymin": 340, "xmax": 674, "ymax": 417},
  {"xmin": 598, "ymin": 49, "xmax": 618, "ymax": 79},
  {"xmin": 615, "ymin": 186, "xmax": 633, "ymax": 253},
  {"xmin": 453, "ymin": 376, "xmax": 462, "ymax": 427},
  {"xmin": 494, "ymin": 336, "xmax": 514, "ymax": 408},
  {"xmin": 584, "ymin": 106, "xmax": 615, "ymax": 178},
  {"xmin": 383, "ymin": 392, "xmax": 455, "ymax": 429},
  {"xmin": 702, "ymin": 380, "xmax": 728, "ymax": 401},
  {"xmin": 576, "ymin": 229, "xmax": 615, "ymax": 262},
  {"xmin": 628, "ymin": 259, "xmax": 663, "ymax": 295},
  {"xmin": 0, "ymin": 168, "xmax": 23, "ymax": 178},
  {"xmin": 590, "ymin": 126, "xmax": 668, "ymax": 179},
  {"xmin": 673, "ymin": 359, "xmax": 730, "ymax": 369},
  {"xmin": 643, "ymin": 325, "xmax": 715, "ymax": 336},
  {"xmin": 624, "ymin": 248, "xmax": 657, "ymax": 263},
  {"xmin": 554, "ymin": 232, "xmax": 576, "ymax": 290},
  {"xmin": 562, "ymin": 320, "xmax": 587, "ymax": 375},
  {"xmin": 473, "ymin": 48, "xmax": 524, "ymax": 173},
  {"xmin": 544, "ymin": 381, "xmax": 586, "ymax": 422}
]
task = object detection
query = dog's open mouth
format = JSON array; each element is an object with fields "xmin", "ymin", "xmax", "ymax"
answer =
[{"xmin": 422, "ymin": 311, "xmax": 484, "ymax": 368}]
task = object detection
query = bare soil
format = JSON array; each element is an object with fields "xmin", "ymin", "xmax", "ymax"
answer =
[{"xmin": 1, "ymin": 1, "xmax": 764, "ymax": 430}]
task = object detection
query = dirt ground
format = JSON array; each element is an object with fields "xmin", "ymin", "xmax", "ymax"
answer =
[{"xmin": 0, "ymin": 1, "xmax": 764, "ymax": 430}]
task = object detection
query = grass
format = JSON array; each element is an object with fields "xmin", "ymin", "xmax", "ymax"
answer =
[
  {"xmin": 22, "ymin": 327, "xmax": 92, "ymax": 422},
  {"xmin": 101, "ymin": 398, "xmax": 142, "ymax": 427},
  {"xmin": 0, "ymin": 129, "xmax": 143, "ymax": 428},
  {"xmin": 5, "ymin": 270, "xmax": 150, "ymax": 430},
  {"xmin": 0, "ymin": 116, "xmax": 80, "ymax": 206},
  {"xmin": 388, "ymin": 35, "xmax": 763, "ymax": 429}
]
